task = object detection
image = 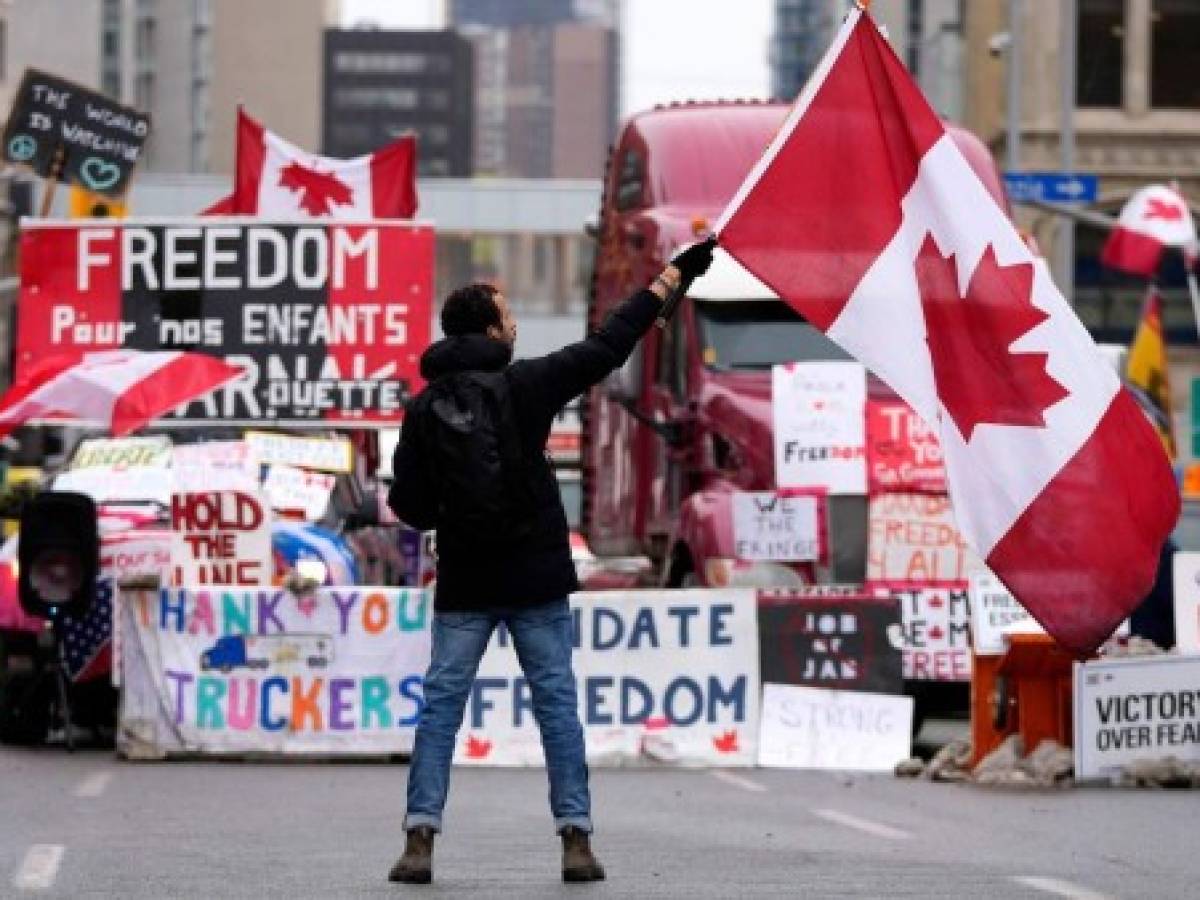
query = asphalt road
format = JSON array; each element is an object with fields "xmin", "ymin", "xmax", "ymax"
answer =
[{"xmin": 2, "ymin": 748, "xmax": 1196, "ymax": 898}]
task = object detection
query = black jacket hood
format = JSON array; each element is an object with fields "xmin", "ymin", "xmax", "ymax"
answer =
[{"xmin": 419, "ymin": 334, "xmax": 512, "ymax": 380}]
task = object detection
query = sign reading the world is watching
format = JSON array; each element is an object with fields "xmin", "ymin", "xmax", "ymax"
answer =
[{"xmin": 2, "ymin": 68, "xmax": 150, "ymax": 197}]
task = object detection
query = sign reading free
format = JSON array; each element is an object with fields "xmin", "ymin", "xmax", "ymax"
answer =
[{"xmin": 2, "ymin": 68, "xmax": 149, "ymax": 196}]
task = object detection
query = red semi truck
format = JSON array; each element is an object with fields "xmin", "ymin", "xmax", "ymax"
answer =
[{"xmin": 580, "ymin": 101, "xmax": 1012, "ymax": 591}]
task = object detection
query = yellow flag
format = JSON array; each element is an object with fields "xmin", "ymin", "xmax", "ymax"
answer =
[
  {"xmin": 1125, "ymin": 287, "xmax": 1175, "ymax": 458},
  {"xmin": 69, "ymin": 185, "xmax": 127, "ymax": 219}
]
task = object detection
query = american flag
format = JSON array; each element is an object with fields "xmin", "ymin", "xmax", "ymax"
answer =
[{"xmin": 59, "ymin": 577, "xmax": 113, "ymax": 683}]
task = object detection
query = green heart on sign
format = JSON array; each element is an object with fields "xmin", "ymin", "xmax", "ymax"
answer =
[{"xmin": 79, "ymin": 156, "xmax": 121, "ymax": 192}]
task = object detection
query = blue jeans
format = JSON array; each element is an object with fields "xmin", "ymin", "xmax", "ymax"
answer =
[{"xmin": 403, "ymin": 598, "xmax": 592, "ymax": 835}]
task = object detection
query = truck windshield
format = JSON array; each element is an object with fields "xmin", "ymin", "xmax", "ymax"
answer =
[{"xmin": 694, "ymin": 300, "xmax": 853, "ymax": 370}]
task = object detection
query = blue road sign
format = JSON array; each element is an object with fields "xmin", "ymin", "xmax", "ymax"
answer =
[{"xmin": 1003, "ymin": 171, "xmax": 1099, "ymax": 204}]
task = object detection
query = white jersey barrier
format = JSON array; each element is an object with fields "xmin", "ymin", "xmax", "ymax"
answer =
[{"xmin": 118, "ymin": 588, "xmax": 761, "ymax": 765}]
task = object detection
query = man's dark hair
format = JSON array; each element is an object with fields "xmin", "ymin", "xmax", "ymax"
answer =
[{"xmin": 441, "ymin": 283, "xmax": 501, "ymax": 337}]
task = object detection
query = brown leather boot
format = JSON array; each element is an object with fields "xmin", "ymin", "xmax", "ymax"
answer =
[
  {"xmin": 561, "ymin": 826, "xmax": 605, "ymax": 882},
  {"xmin": 388, "ymin": 826, "xmax": 434, "ymax": 884}
]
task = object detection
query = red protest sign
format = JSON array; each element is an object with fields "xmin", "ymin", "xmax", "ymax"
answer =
[
  {"xmin": 866, "ymin": 400, "xmax": 946, "ymax": 494},
  {"xmin": 170, "ymin": 491, "xmax": 273, "ymax": 587},
  {"xmin": 16, "ymin": 219, "xmax": 433, "ymax": 425}
]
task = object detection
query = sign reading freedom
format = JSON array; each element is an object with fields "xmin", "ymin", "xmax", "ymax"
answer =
[{"xmin": 16, "ymin": 220, "xmax": 433, "ymax": 425}]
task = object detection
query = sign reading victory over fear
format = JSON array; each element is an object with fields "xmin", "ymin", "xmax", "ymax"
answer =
[{"xmin": 16, "ymin": 220, "xmax": 433, "ymax": 425}]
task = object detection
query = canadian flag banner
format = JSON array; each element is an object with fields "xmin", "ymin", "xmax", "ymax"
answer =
[
  {"xmin": 1101, "ymin": 184, "xmax": 1198, "ymax": 277},
  {"xmin": 232, "ymin": 107, "xmax": 417, "ymax": 219},
  {"xmin": 715, "ymin": 9, "xmax": 1178, "ymax": 654}
]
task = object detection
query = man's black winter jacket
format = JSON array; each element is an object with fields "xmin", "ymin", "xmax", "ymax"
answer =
[{"xmin": 390, "ymin": 288, "xmax": 662, "ymax": 612}]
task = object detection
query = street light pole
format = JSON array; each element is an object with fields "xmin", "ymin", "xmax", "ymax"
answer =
[
  {"xmin": 1006, "ymin": 0, "xmax": 1021, "ymax": 172},
  {"xmin": 1059, "ymin": 0, "xmax": 1078, "ymax": 303}
]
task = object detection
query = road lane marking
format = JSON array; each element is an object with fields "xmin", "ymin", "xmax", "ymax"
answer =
[
  {"xmin": 1012, "ymin": 876, "xmax": 1112, "ymax": 900},
  {"xmin": 812, "ymin": 808, "xmax": 912, "ymax": 841},
  {"xmin": 709, "ymin": 770, "xmax": 767, "ymax": 792},
  {"xmin": 73, "ymin": 770, "xmax": 114, "ymax": 799},
  {"xmin": 13, "ymin": 844, "xmax": 64, "ymax": 892}
]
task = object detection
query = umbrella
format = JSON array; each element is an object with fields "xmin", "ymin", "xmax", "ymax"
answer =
[{"xmin": 0, "ymin": 350, "xmax": 244, "ymax": 438}]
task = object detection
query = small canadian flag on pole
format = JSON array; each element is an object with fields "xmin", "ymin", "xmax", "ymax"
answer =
[
  {"xmin": 228, "ymin": 107, "xmax": 418, "ymax": 219},
  {"xmin": 715, "ymin": 6, "xmax": 1179, "ymax": 654}
]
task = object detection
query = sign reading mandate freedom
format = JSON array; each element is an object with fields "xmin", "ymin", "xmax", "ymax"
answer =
[{"xmin": 17, "ymin": 220, "xmax": 433, "ymax": 424}]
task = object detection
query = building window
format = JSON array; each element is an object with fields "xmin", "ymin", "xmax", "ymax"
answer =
[
  {"xmin": 332, "ymin": 87, "xmax": 420, "ymax": 110},
  {"xmin": 1077, "ymin": 0, "xmax": 1123, "ymax": 107},
  {"xmin": 1151, "ymin": 0, "xmax": 1200, "ymax": 109}
]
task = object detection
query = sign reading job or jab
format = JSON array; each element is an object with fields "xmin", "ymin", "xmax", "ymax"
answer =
[
  {"xmin": 453, "ymin": 590, "xmax": 761, "ymax": 767},
  {"xmin": 118, "ymin": 587, "xmax": 432, "ymax": 756},
  {"xmin": 2, "ymin": 68, "xmax": 150, "ymax": 197},
  {"xmin": 16, "ymin": 220, "xmax": 433, "ymax": 425}
]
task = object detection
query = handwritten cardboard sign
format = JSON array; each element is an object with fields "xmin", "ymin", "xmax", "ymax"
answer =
[
  {"xmin": 757, "ymin": 683, "xmax": 913, "ymax": 771},
  {"xmin": 732, "ymin": 492, "xmax": 821, "ymax": 561},
  {"xmin": 245, "ymin": 432, "xmax": 353, "ymax": 473},
  {"xmin": 170, "ymin": 491, "xmax": 272, "ymax": 587},
  {"xmin": 2, "ymin": 68, "xmax": 149, "ymax": 196},
  {"xmin": 70, "ymin": 435, "xmax": 171, "ymax": 470},
  {"xmin": 866, "ymin": 493, "xmax": 973, "ymax": 583},
  {"xmin": 772, "ymin": 361, "xmax": 866, "ymax": 494},
  {"xmin": 263, "ymin": 464, "xmax": 336, "ymax": 520}
]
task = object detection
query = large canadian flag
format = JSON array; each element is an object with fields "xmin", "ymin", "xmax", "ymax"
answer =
[
  {"xmin": 1100, "ymin": 184, "xmax": 1198, "ymax": 277},
  {"xmin": 715, "ymin": 9, "xmax": 1179, "ymax": 654},
  {"xmin": 231, "ymin": 108, "xmax": 417, "ymax": 219}
]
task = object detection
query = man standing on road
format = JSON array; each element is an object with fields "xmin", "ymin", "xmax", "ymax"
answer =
[{"xmin": 387, "ymin": 237, "xmax": 716, "ymax": 884}]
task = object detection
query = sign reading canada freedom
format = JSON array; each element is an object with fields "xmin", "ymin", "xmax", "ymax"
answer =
[
  {"xmin": 2, "ymin": 68, "xmax": 150, "ymax": 197},
  {"xmin": 17, "ymin": 220, "xmax": 433, "ymax": 425}
]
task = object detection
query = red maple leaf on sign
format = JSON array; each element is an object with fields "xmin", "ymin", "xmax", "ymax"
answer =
[
  {"xmin": 713, "ymin": 730, "xmax": 739, "ymax": 753},
  {"xmin": 278, "ymin": 161, "xmax": 354, "ymax": 215},
  {"xmin": 916, "ymin": 235, "xmax": 1069, "ymax": 442},
  {"xmin": 465, "ymin": 735, "xmax": 492, "ymax": 759}
]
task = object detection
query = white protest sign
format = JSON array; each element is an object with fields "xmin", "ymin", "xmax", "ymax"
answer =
[
  {"xmin": 892, "ymin": 583, "xmax": 972, "ymax": 681},
  {"xmin": 54, "ymin": 466, "xmax": 174, "ymax": 505},
  {"xmin": 1172, "ymin": 551, "xmax": 1200, "ymax": 654},
  {"xmin": 117, "ymin": 587, "xmax": 432, "ymax": 755},
  {"xmin": 245, "ymin": 431, "xmax": 352, "ymax": 473},
  {"xmin": 453, "ymin": 589, "xmax": 761, "ymax": 767},
  {"xmin": 170, "ymin": 491, "xmax": 273, "ymax": 587},
  {"xmin": 171, "ymin": 441, "xmax": 260, "ymax": 491},
  {"xmin": 732, "ymin": 492, "xmax": 820, "ymax": 561},
  {"xmin": 263, "ymin": 464, "xmax": 336, "ymax": 521},
  {"xmin": 970, "ymin": 570, "xmax": 1043, "ymax": 655},
  {"xmin": 757, "ymin": 682, "xmax": 912, "ymax": 771},
  {"xmin": 772, "ymin": 361, "xmax": 866, "ymax": 494},
  {"xmin": 1074, "ymin": 655, "xmax": 1200, "ymax": 780}
]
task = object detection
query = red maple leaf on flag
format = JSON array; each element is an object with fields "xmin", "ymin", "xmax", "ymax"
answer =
[
  {"xmin": 713, "ymin": 730, "xmax": 739, "ymax": 753},
  {"xmin": 464, "ymin": 734, "xmax": 492, "ymax": 759},
  {"xmin": 278, "ymin": 161, "xmax": 354, "ymax": 215},
  {"xmin": 916, "ymin": 235, "xmax": 1069, "ymax": 442},
  {"xmin": 1144, "ymin": 198, "xmax": 1183, "ymax": 222}
]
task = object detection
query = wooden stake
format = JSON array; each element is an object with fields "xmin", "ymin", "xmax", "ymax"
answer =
[{"xmin": 37, "ymin": 144, "xmax": 67, "ymax": 218}]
